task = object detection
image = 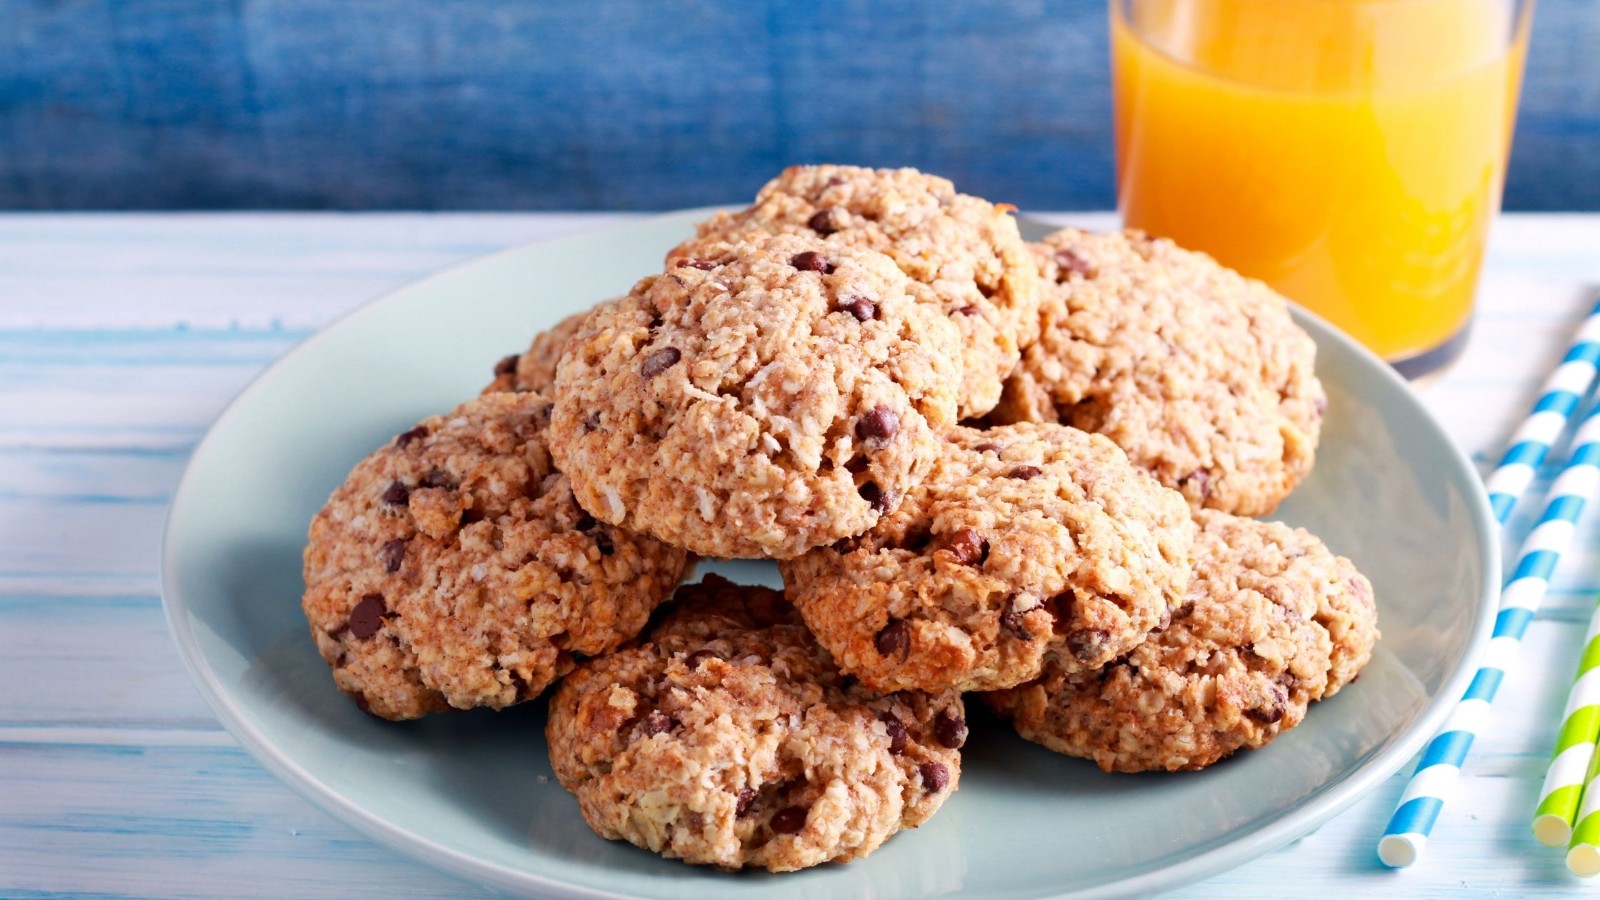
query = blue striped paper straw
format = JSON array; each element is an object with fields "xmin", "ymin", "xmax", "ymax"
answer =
[
  {"xmin": 1484, "ymin": 298, "xmax": 1600, "ymax": 524},
  {"xmin": 1378, "ymin": 408, "xmax": 1600, "ymax": 868}
]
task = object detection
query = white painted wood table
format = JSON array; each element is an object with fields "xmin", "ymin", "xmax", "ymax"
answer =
[{"xmin": 3, "ymin": 212, "xmax": 1599, "ymax": 899}]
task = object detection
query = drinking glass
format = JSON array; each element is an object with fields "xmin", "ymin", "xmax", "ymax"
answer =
[{"xmin": 1112, "ymin": 0, "xmax": 1534, "ymax": 378}]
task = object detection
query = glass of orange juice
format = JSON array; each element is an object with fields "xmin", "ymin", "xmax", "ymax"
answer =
[{"xmin": 1112, "ymin": 0, "xmax": 1533, "ymax": 379}]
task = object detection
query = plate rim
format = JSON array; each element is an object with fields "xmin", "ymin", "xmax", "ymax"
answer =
[{"xmin": 160, "ymin": 209, "xmax": 1502, "ymax": 899}]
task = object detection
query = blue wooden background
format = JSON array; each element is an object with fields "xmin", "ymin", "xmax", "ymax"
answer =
[{"xmin": 0, "ymin": 0, "xmax": 1595, "ymax": 211}]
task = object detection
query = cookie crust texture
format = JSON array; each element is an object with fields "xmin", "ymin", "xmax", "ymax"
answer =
[
  {"xmin": 550, "ymin": 232, "xmax": 963, "ymax": 560},
  {"xmin": 990, "ymin": 228, "xmax": 1325, "ymax": 517},
  {"xmin": 986, "ymin": 509, "xmax": 1379, "ymax": 772},
  {"xmin": 780, "ymin": 423, "xmax": 1194, "ymax": 694},
  {"xmin": 677, "ymin": 164, "xmax": 1040, "ymax": 419},
  {"xmin": 301, "ymin": 392, "xmax": 691, "ymax": 720},
  {"xmin": 546, "ymin": 575, "xmax": 966, "ymax": 872},
  {"xmin": 483, "ymin": 307, "xmax": 594, "ymax": 396}
]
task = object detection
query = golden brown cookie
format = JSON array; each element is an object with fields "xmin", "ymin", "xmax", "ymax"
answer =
[
  {"xmin": 550, "ymin": 233, "xmax": 962, "ymax": 560},
  {"xmin": 546, "ymin": 575, "xmax": 966, "ymax": 872},
  {"xmin": 988, "ymin": 229, "xmax": 1324, "ymax": 516},
  {"xmin": 677, "ymin": 164, "xmax": 1039, "ymax": 419},
  {"xmin": 483, "ymin": 307, "xmax": 593, "ymax": 395},
  {"xmin": 301, "ymin": 392, "xmax": 692, "ymax": 720},
  {"xmin": 779, "ymin": 423, "xmax": 1193, "ymax": 694},
  {"xmin": 985, "ymin": 509, "xmax": 1378, "ymax": 772}
]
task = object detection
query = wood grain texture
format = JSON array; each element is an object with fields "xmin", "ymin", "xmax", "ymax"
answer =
[
  {"xmin": 3, "ymin": 212, "xmax": 1600, "ymax": 898},
  {"xmin": 0, "ymin": 0, "xmax": 1594, "ymax": 211}
]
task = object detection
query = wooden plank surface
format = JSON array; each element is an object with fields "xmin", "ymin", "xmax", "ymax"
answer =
[
  {"xmin": 0, "ymin": 1, "xmax": 1595, "ymax": 211},
  {"xmin": 3, "ymin": 212, "xmax": 1600, "ymax": 898}
]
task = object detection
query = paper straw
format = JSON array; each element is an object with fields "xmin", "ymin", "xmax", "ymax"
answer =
[
  {"xmin": 1533, "ymin": 599, "xmax": 1600, "ymax": 846},
  {"xmin": 1484, "ymin": 299, "xmax": 1600, "ymax": 524},
  {"xmin": 1569, "ymin": 746, "xmax": 1600, "ymax": 876},
  {"xmin": 1377, "ymin": 408, "xmax": 1600, "ymax": 868}
]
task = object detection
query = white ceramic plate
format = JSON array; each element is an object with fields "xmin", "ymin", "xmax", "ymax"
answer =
[{"xmin": 162, "ymin": 211, "xmax": 1499, "ymax": 898}]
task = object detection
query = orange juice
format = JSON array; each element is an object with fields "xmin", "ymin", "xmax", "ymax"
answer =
[{"xmin": 1112, "ymin": 0, "xmax": 1532, "ymax": 371}]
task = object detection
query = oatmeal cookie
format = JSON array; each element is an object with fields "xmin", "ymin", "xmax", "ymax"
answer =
[
  {"xmin": 988, "ymin": 229, "xmax": 1324, "ymax": 516},
  {"xmin": 675, "ymin": 164, "xmax": 1039, "ymax": 419},
  {"xmin": 483, "ymin": 307, "xmax": 594, "ymax": 396},
  {"xmin": 301, "ymin": 392, "xmax": 692, "ymax": 720},
  {"xmin": 779, "ymin": 423, "xmax": 1193, "ymax": 694},
  {"xmin": 546, "ymin": 575, "xmax": 966, "ymax": 872},
  {"xmin": 985, "ymin": 509, "xmax": 1379, "ymax": 772},
  {"xmin": 550, "ymin": 232, "xmax": 962, "ymax": 559}
]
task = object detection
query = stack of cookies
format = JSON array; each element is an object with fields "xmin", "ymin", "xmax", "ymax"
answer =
[{"xmin": 300, "ymin": 165, "xmax": 1379, "ymax": 873}]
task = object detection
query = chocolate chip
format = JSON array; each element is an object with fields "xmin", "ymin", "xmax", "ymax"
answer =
[
  {"xmin": 642, "ymin": 710, "xmax": 677, "ymax": 736},
  {"xmin": 735, "ymin": 787, "xmax": 758, "ymax": 818},
  {"xmin": 678, "ymin": 258, "xmax": 718, "ymax": 270},
  {"xmin": 789, "ymin": 251, "xmax": 835, "ymax": 274},
  {"xmin": 1246, "ymin": 700, "xmax": 1286, "ymax": 725},
  {"xmin": 493, "ymin": 354, "xmax": 519, "ymax": 377},
  {"xmin": 954, "ymin": 304, "xmax": 979, "ymax": 316},
  {"xmin": 770, "ymin": 805, "xmax": 809, "ymax": 834},
  {"xmin": 348, "ymin": 593, "xmax": 387, "ymax": 640},
  {"xmin": 381, "ymin": 480, "xmax": 409, "ymax": 506},
  {"xmin": 380, "ymin": 538, "xmax": 406, "ymax": 573},
  {"xmin": 583, "ymin": 412, "xmax": 601, "ymax": 432},
  {"xmin": 933, "ymin": 710, "xmax": 968, "ymax": 749},
  {"xmin": 334, "ymin": 652, "xmax": 349, "ymax": 668},
  {"xmin": 877, "ymin": 711, "xmax": 908, "ymax": 754},
  {"xmin": 918, "ymin": 761, "xmax": 949, "ymax": 793},
  {"xmin": 1000, "ymin": 608, "xmax": 1034, "ymax": 641},
  {"xmin": 1054, "ymin": 248, "xmax": 1096, "ymax": 279},
  {"xmin": 686, "ymin": 649, "xmax": 721, "ymax": 670},
  {"xmin": 1007, "ymin": 465, "xmax": 1042, "ymax": 480},
  {"xmin": 858, "ymin": 481, "xmax": 895, "ymax": 514},
  {"xmin": 576, "ymin": 514, "xmax": 596, "ymax": 531},
  {"xmin": 1067, "ymin": 628, "xmax": 1110, "ymax": 660},
  {"xmin": 807, "ymin": 208, "xmax": 838, "ymax": 235},
  {"xmin": 841, "ymin": 295, "xmax": 878, "ymax": 322},
  {"xmin": 395, "ymin": 425, "xmax": 429, "ymax": 448},
  {"xmin": 505, "ymin": 668, "xmax": 531, "ymax": 701},
  {"xmin": 972, "ymin": 442, "xmax": 1003, "ymax": 454},
  {"xmin": 419, "ymin": 468, "xmax": 456, "ymax": 490},
  {"xmin": 856, "ymin": 405, "xmax": 900, "ymax": 444},
  {"xmin": 944, "ymin": 528, "xmax": 987, "ymax": 566},
  {"xmin": 875, "ymin": 618, "xmax": 910, "ymax": 658},
  {"xmin": 641, "ymin": 347, "xmax": 681, "ymax": 378}
]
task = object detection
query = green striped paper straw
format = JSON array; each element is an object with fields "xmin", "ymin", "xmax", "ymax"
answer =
[
  {"xmin": 1569, "ymin": 743, "xmax": 1600, "ymax": 876},
  {"xmin": 1534, "ymin": 600, "xmax": 1600, "ymax": 847}
]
